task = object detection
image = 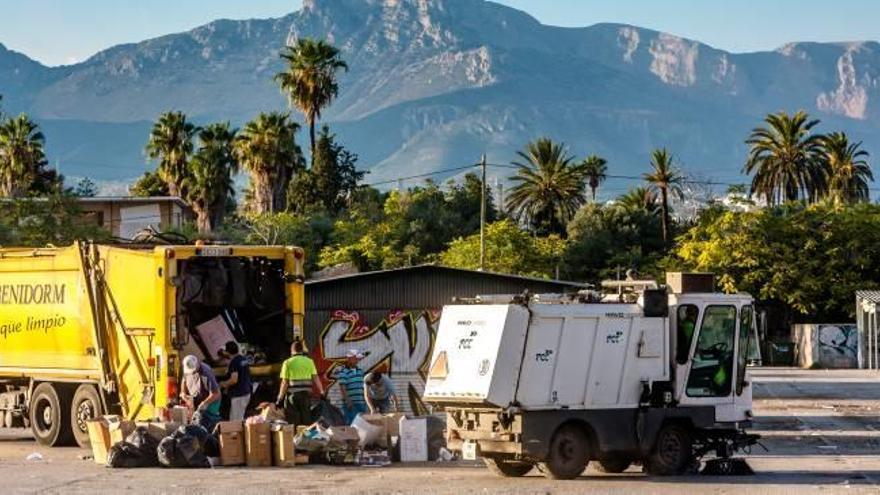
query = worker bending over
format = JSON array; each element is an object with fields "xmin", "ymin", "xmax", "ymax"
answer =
[
  {"xmin": 364, "ymin": 371, "xmax": 399, "ymax": 414},
  {"xmin": 180, "ymin": 354, "xmax": 222, "ymax": 431}
]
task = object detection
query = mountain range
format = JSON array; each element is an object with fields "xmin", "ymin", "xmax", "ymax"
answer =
[{"xmin": 2, "ymin": 0, "xmax": 880, "ymax": 195}]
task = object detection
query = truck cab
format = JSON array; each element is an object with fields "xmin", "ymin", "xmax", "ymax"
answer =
[{"xmin": 424, "ymin": 273, "xmax": 758, "ymax": 479}]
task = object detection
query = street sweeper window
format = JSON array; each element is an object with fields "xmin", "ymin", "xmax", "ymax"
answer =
[
  {"xmin": 686, "ymin": 305, "xmax": 736, "ymax": 398},
  {"xmin": 175, "ymin": 257, "xmax": 290, "ymax": 366}
]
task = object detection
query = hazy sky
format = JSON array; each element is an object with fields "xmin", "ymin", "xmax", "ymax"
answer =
[{"xmin": 3, "ymin": 0, "xmax": 879, "ymax": 66}]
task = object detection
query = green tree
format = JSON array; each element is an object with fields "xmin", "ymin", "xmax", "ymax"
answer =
[
  {"xmin": 233, "ymin": 112, "xmax": 303, "ymax": 214},
  {"xmin": 675, "ymin": 202, "xmax": 880, "ymax": 322},
  {"xmin": 743, "ymin": 110, "xmax": 826, "ymax": 205},
  {"xmin": 0, "ymin": 193, "xmax": 110, "ymax": 246},
  {"xmin": 441, "ymin": 219, "xmax": 566, "ymax": 278},
  {"xmin": 287, "ymin": 125, "xmax": 364, "ymax": 215},
  {"xmin": 506, "ymin": 138, "xmax": 586, "ymax": 235},
  {"xmin": 445, "ymin": 172, "xmax": 498, "ymax": 233},
  {"xmin": 563, "ymin": 202, "xmax": 665, "ymax": 284},
  {"xmin": 644, "ymin": 148, "xmax": 684, "ymax": 246},
  {"xmin": 74, "ymin": 177, "xmax": 98, "ymax": 197},
  {"xmin": 191, "ymin": 122, "xmax": 237, "ymax": 232},
  {"xmin": 582, "ymin": 155, "xmax": 608, "ymax": 202},
  {"xmin": 130, "ymin": 171, "xmax": 169, "ymax": 197},
  {"xmin": 275, "ymin": 38, "xmax": 348, "ymax": 161},
  {"xmin": 617, "ymin": 186, "xmax": 659, "ymax": 214},
  {"xmin": 0, "ymin": 113, "xmax": 48, "ymax": 198},
  {"xmin": 820, "ymin": 132, "xmax": 873, "ymax": 205},
  {"xmin": 145, "ymin": 111, "xmax": 197, "ymax": 198}
]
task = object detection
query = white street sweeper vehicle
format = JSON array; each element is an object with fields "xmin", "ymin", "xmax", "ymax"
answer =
[{"xmin": 424, "ymin": 273, "xmax": 759, "ymax": 479}]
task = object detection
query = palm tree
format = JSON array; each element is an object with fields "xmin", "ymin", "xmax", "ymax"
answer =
[
  {"xmin": 643, "ymin": 148, "xmax": 684, "ymax": 246},
  {"xmin": 582, "ymin": 155, "xmax": 608, "ymax": 201},
  {"xmin": 233, "ymin": 112, "xmax": 302, "ymax": 214},
  {"xmin": 145, "ymin": 111, "xmax": 197, "ymax": 198},
  {"xmin": 275, "ymin": 38, "xmax": 348, "ymax": 161},
  {"xmin": 820, "ymin": 132, "xmax": 873, "ymax": 205},
  {"xmin": 506, "ymin": 138, "xmax": 587, "ymax": 235},
  {"xmin": 743, "ymin": 110, "xmax": 826, "ymax": 205},
  {"xmin": 0, "ymin": 114, "xmax": 47, "ymax": 198},
  {"xmin": 617, "ymin": 186, "xmax": 659, "ymax": 214},
  {"xmin": 182, "ymin": 123, "xmax": 237, "ymax": 233}
]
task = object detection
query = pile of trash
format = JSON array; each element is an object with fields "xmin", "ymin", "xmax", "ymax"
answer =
[{"xmin": 87, "ymin": 402, "xmax": 449, "ymax": 469}]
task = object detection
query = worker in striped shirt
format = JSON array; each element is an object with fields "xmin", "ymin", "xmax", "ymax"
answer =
[{"xmin": 334, "ymin": 349, "xmax": 368, "ymax": 424}]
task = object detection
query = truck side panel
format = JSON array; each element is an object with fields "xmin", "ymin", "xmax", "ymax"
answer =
[{"xmin": 0, "ymin": 248, "xmax": 101, "ymax": 378}]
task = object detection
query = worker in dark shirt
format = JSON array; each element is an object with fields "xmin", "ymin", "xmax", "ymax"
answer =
[{"xmin": 219, "ymin": 341, "xmax": 252, "ymax": 421}]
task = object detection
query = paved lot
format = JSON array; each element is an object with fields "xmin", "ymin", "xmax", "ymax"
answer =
[{"xmin": 2, "ymin": 368, "xmax": 879, "ymax": 494}]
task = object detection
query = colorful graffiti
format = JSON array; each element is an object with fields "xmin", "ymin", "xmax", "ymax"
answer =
[
  {"xmin": 817, "ymin": 324, "xmax": 859, "ymax": 368},
  {"xmin": 312, "ymin": 309, "xmax": 440, "ymax": 414}
]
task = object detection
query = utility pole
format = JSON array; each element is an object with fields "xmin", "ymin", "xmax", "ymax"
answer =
[{"xmin": 479, "ymin": 153, "xmax": 487, "ymax": 271}]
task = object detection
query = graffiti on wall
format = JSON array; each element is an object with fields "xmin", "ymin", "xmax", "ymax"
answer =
[
  {"xmin": 312, "ymin": 309, "xmax": 440, "ymax": 414},
  {"xmin": 817, "ymin": 324, "xmax": 859, "ymax": 369}
]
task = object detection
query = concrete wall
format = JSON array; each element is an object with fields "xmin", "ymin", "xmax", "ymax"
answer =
[{"xmin": 792, "ymin": 323, "xmax": 859, "ymax": 369}]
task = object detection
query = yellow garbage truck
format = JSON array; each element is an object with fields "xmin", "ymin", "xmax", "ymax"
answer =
[{"xmin": 0, "ymin": 242, "xmax": 305, "ymax": 447}]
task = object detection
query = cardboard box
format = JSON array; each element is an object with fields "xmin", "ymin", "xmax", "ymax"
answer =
[
  {"xmin": 327, "ymin": 425, "xmax": 359, "ymax": 449},
  {"xmin": 272, "ymin": 425, "xmax": 298, "ymax": 467},
  {"xmin": 384, "ymin": 413, "xmax": 406, "ymax": 438},
  {"xmin": 135, "ymin": 421, "xmax": 181, "ymax": 442},
  {"xmin": 259, "ymin": 403, "xmax": 286, "ymax": 423},
  {"xmin": 86, "ymin": 415, "xmax": 135, "ymax": 465},
  {"xmin": 245, "ymin": 422, "xmax": 272, "ymax": 467},
  {"xmin": 218, "ymin": 421, "xmax": 246, "ymax": 466},
  {"xmin": 356, "ymin": 414, "xmax": 389, "ymax": 448}
]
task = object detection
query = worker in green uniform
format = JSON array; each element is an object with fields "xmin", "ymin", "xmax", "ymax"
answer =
[
  {"xmin": 276, "ymin": 340, "xmax": 324, "ymax": 427},
  {"xmin": 677, "ymin": 306, "xmax": 699, "ymax": 362}
]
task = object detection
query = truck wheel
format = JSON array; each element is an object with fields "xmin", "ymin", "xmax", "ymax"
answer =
[
  {"xmin": 71, "ymin": 384, "xmax": 103, "ymax": 448},
  {"xmin": 484, "ymin": 457, "xmax": 534, "ymax": 477},
  {"xmin": 595, "ymin": 458, "xmax": 632, "ymax": 473},
  {"xmin": 29, "ymin": 383, "xmax": 74, "ymax": 447},
  {"xmin": 537, "ymin": 424, "xmax": 590, "ymax": 480},
  {"xmin": 645, "ymin": 424, "xmax": 693, "ymax": 476}
]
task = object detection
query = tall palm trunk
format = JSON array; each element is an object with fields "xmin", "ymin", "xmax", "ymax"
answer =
[
  {"xmin": 194, "ymin": 204, "xmax": 213, "ymax": 234},
  {"xmin": 660, "ymin": 186, "xmax": 669, "ymax": 246},
  {"xmin": 308, "ymin": 111, "xmax": 317, "ymax": 165}
]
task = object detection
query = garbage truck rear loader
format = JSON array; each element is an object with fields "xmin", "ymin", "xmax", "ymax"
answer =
[
  {"xmin": 424, "ymin": 279, "xmax": 758, "ymax": 479},
  {"xmin": 0, "ymin": 242, "xmax": 305, "ymax": 447}
]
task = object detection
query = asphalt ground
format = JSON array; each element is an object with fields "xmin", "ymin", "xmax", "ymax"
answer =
[{"xmin": 1, "ymin": 368, "xmax": 879, "ymax": 494}]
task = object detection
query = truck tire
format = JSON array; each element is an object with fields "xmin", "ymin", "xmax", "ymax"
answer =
[
  {"xmin": 537, "ymin": 423, "xmax": 590, "ymax": 480},
  {"xmin": 483, "ymin": 457, "xmax": 534, "ymax": 477},
  {"xmin": 29, "ymin": 383, "xmax": 74, "ymax": 447},
  {"xmin": 645, "ymin": 424, "xmax": 693, "ymax": 476},
  {"xmin": 595, "ymin": 458, "xmax": 632, "ymax": 473},
  {"xmin": 71, "ymin": 384, "xmax": 103, "ymax": 448}
]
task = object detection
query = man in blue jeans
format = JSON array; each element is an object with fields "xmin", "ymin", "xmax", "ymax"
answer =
[{"xmin": 334, "ymin": 349, "xmax": 367, "ymax": 424}]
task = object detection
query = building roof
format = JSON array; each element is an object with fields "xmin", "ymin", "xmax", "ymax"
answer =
[
  {"xmin": 306, "ymin": 263, "xmax": 588, "ymax": 288},
  {"xmin": 856, "ymin": 290, "xmax": 880, "ymax": 304}
]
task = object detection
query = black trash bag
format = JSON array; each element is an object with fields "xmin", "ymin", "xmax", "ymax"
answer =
[
  {"xmin": 426, "ymin": 415, "xmax": 447, "ymax": 461},
  {"xmin": 157, "ymin": 427, "xmax": 210, "ymax": 468},
  {"xmin": 106, "ymin": 426, "xmax": 161, "ymax": 468},
  {"xmin": 311, "ymin": 398, "xmax": 346, "ymax": 427}
]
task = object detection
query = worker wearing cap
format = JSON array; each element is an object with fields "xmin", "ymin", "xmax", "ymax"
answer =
[
  {"xmin": 334, "ymin": 349, "xmax": 368, "ymax": 424},
  {"xmin": 364, "ymin": 371, "xmax": 400, "ymax": 414},
  {"xmin": 180, "ymin": 354, "xmax": 222, "ymax": 432},
  {"xmin": 277, "ymin": 341, "xmax": 324, "ymax": 427}
]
